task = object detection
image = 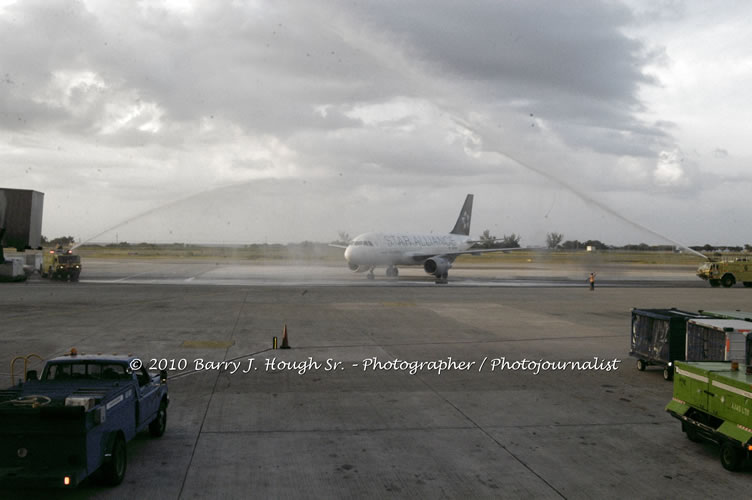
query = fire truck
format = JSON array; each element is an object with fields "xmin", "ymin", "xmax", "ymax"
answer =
[
  {"xmin": 696, "ymin": 258, "xmax": 752, "ymax": 288},
  {"xmin": 41, "ymin": 247, "xmax": 82, "ymax": 281}
]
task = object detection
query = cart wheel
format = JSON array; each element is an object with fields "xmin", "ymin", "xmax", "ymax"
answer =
[
  {"xmin": 636, "ymin": 359, "xmax": 646, "ymax": 371},
  {"xmin": 720, "ymin": 442, "xmax": 743, "ymax": 472},
  {"xmin": 663, "ymin": 366, "xmax": 673, "ymax": 381},
  {"xmin": 683, "ymin": 422, "xmax": 701, "ymax": 443}
]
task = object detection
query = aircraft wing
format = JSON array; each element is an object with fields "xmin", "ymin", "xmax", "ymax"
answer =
[
  {"xmin": 408, "ymin": 247, "xmax": 542, "ymax": 262},
  {"xmin": 328, "ymin": 243, "xmax": 348, "ymax": 249}
]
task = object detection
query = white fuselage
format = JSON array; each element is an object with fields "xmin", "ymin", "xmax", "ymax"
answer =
[{"xmin": 344, "ymin": 232, "xmax": 473, "ymax": 267}]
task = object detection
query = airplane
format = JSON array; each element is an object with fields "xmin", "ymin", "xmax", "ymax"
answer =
[{"xmin": 333, "ymin": 194, "xmax": 527, "ymax": 283}]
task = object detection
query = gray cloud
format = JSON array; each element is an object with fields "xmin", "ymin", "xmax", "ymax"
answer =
[{"xmin": 1, "ymin": 0, "xmax": 750, "ymax": 245}]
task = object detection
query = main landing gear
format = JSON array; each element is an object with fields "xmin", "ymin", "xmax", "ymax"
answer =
[
  {"xmin": 386, "ymin": 266, "xmax": 399, "ymax": 278},
  {"xmin": 367, "ymin": 267, "xmax": 375, "ymax": 280}
]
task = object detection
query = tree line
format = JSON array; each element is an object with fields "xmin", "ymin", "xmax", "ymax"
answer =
[
  {"xmin": 40, "ymin": 235, "xmax": 76, "ymax": 247},
  {"xmin": 474, "ymin": 230, "xmax": 752, "ymax": 252}
]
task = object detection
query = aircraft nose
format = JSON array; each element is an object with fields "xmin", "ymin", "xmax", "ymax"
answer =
[{"xmin": 344, "ymin": 245, "xmax": 353, "ymax": 261}]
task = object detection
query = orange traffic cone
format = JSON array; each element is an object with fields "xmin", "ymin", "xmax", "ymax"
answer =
[{"xmin": 280, "ymin": 324, "xmax": 291, "ymax": 349}]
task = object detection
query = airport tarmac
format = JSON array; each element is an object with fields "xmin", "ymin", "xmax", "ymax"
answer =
[
  {"xmin": 1, "ymin": 261, "xmax": 749, "ymax": 499},
  {"xmin": 77, "ymin": 258, "xmax": 702, "ymax": 288}
]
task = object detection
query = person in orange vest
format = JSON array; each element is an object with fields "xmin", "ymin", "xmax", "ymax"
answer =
[{"xmin": 588, "ymin": 272, "xmax": 596, "ymax": 291}]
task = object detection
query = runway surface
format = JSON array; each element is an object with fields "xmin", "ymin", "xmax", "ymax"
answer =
[
  {"xmin": 1, "ymin": 260, "xmax": 748, "ymax": 499},
  {"xmin": 75, "ymin": 258, "xmax": 704, "ymax": 288}
]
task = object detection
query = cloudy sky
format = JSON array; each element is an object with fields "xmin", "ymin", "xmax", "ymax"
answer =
[{"xmin": 1, "ymin": 0, "xmax": 751, "ymax": 246}]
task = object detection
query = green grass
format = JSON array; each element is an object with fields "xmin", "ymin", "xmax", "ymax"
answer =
[
  {"xmin": 456, "ymin": 249, "xmax": 718, "ymax": 266},
  {"xmin": 75, "ymin": 243, "xmax": 344, "ymax": 262}
]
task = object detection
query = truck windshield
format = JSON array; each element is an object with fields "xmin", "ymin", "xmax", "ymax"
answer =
[
  {"xmin": 45, "ymin": 362, "xmax": 130, "ymax": 381},
  {"xmin": 57, "ymin": 255, "xmax": 80, "ymax": 264}
]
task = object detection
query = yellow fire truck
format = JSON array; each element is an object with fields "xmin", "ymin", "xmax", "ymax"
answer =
[
  {"xmin": 696, "ymin": 258, "xmax": 752, "ymax": 288},
  {"xmin": 41, "ymin": 247, "xmax": 82, "ymax": 282}
]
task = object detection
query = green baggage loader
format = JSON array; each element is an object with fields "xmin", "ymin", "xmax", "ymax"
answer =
[{"xmin": 666, "ymin": 361, "xmax": 752, "ymax": 471}]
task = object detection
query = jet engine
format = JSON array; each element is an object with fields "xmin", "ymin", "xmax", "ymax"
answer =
[
  {"xmin": 348, "ymin": 262, "xmax": 368, "ymax": 273},
  {"xmin": 423, "ymin": 257, "xmax": 451, "ymax": 277}
]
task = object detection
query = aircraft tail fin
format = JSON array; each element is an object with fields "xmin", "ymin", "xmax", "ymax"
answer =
[{"xmin": 450, "ymin": 194, "xmax": 473, "ymax": 235}]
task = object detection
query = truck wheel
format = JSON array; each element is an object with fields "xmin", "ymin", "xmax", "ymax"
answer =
[
  {"xmin": 149, "ymin": 401, "xmax": 167, "ymax": 437},
  {"xmin": 720, "ymin": 442, "xmax": 743, "ymax": 472},
  {"xmin": 636, "ymin": 359, "xmax": 646, "ymax": 371},
  {"xmin": 663, "ymin": 366, "xmax": 673, "ymax": 381},
  {"xmin": 721, "ymin": 274, "xmax": 735, "ymax": 288},
  {"xmin": 709, "ymin": 279, "xmax": 721, "ymax": 287},
  {"xmin": 101, "ymin": 434, "xmax": 127, "ymax": 486}
]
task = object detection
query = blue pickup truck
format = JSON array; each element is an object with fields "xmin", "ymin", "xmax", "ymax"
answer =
[{"xmin": 0, "ymin": 351, "xmax": 169, "ymax": 487}]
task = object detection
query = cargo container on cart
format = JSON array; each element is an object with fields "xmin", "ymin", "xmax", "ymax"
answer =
[{"xmin": 630, "ymin": 308, "xmax": 707, "ymax": 381}]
